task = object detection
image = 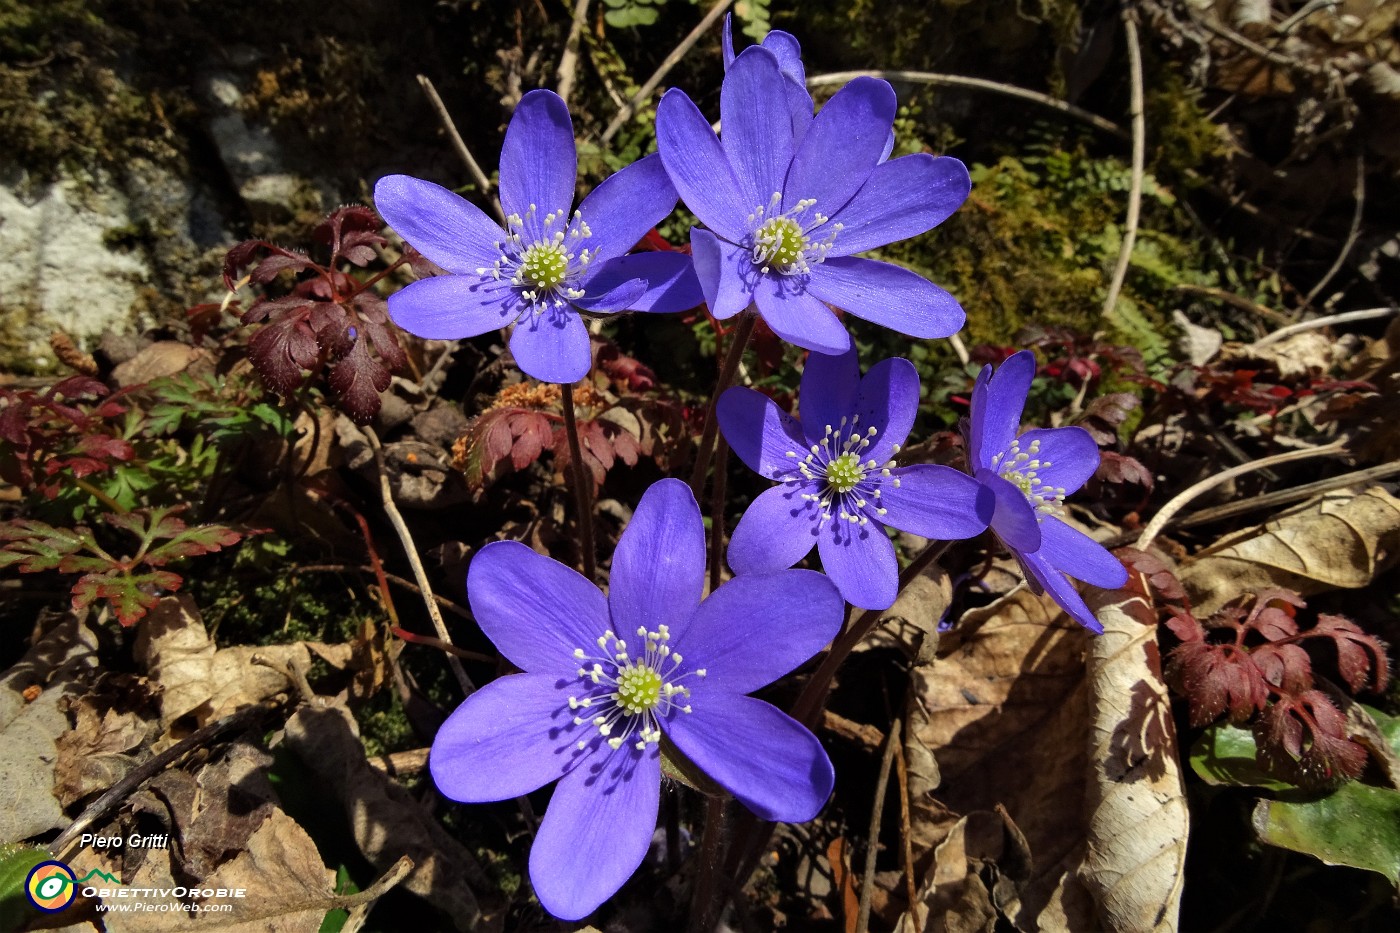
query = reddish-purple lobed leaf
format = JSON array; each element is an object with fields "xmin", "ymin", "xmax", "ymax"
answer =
[
  {"xmin": 1167, "ymin": 639, "xmax": 1270, "ymax": 726},
  {"xmin": 250, "ymin": 251, "xmax": 315, "ymax": 285},
  {"xmin": 1256, "ymin": 690, "xmax": 1368, "ymax": 787},
  {"xmin": 1251, "ymin": 642, "xmax": 1313, "ymax": 694},
  {"xmin": 328, "ymin": 336, "xmax": 392, "ymax": 425},
  {"xmin": 1310, "ymin": 614, "xmax": 1391, "ymax": 694},
  {"xmin": 1096, "ymin": 450, "xmax": 1153, "ymax": 489}
]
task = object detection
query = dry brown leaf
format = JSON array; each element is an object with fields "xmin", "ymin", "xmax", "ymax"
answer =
[
  {"xmin": 895, "ymin": 815, "xmax": 998, "ymax": 933},
  {"xmin": 281, "ymin": 705, "xmax": 488, "ymax": 930},
  {"xmin": 907, "ymin": 586, "xmax": 1096, "ymax": 931},
  {"xmin": 103, "ymin": 808, "xmax": 336, "ymax": 933},
  {"xmin": 53, "ymin": 689, "xmax": 157, "ymax": 807},
  {"xmin": 0, "ymin": 613, "xmax": 100, "ymax": 840},
  {"xmin": 1179, "ymin": 485, "xmax": 1400, "ymax": 616},
  {"xmin": 1079, "ymin": 587, "xmax": 1188, "ymax": 933},
  {"xmin": 135, "ymin": 596, "xmax": 307, "ymax": 730},
  {"xmin": 110, "ymin": 341, "xmax": 206, "ymax": 388}
]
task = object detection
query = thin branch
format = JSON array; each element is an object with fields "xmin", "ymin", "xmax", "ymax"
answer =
[
  {"xmin": 1252, "ymin": 306, "xmax": 1398, "ymax": 348},
  {"xmin": 555, "ymin": 0, "xmax": 591, "ymax": 105},
  {"xmin": 363, "ymin": 425, "xmax": 475, "ymax": 697},
  {"xmin": 1101, "ymin": 12, "xmax": 1145, "ymax": 319},
  {"xmin": 602, "ymin": 0, "xmax": 737, "ymax": 144},
  {"xmin": 805, "ymin": 71, "xmax": 1127, "ymax": 140},
  {"xmin": 52, "ymin": 704, "xmax": 273, "ymax": 856},
  {"xmin": 1173, "ymin": 283, "xmax": 1293, "ymax": 325},
  {"xmin": 688, "ymin": 796, "xmax": 731, "ymax": 933},
  {"xmin": 1136, "ymin": 440, "xmax": 1348, "ymax": 550},
  {"xmin": 416, "ymin": 74, "xmax": 504, "ymax": 223},
  {"xmin": 1305, "ymin": 151, "xmax": 1366, "ymax": 307},
  {"xmin": 368, "ymin": 746, "xmax": 430, "ymax": 776},
  {"xmin": 893, "ymin": 729, "xmax": 921, "ymax": 933},
  {"xmin": 855, "ymin": 718, "xmax": 902, "ymax": 933},
  {"xmin": 1099, "ymin": 460, "xmax": 1400, "ymax": 548},
  {"xmin": 562, "ymin": 382, "xmax": 597, "ymax": 581}
]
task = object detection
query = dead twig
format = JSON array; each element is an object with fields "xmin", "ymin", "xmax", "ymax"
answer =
[
  {"xmin": 416, "ymin": 74, "xmax": 504, "ymax": 224},
  {"xmin": 368, "ymin": 746, "xmax": 431, "ymax": 776},
  {"xmin": 806, "ymin": 70, "xmax": 1127, "ymax": 140},
  {"xmin": 1173, "ymin": 284, "xmax": 1294, "ymax": 325},
  {"xmin": 1252, "ymin": 306, "xmax": 1399, "ymax": 348},
  {"xmin": 1136, "ymin": 440, "xmax": 1348, "ymax": 550},
  {"xmin": 856, "ymin": 718, "xmax": 902, "ymax": 933},
  {"xmin": 555, "ymin": 0, "xmax": 591, "ymax": 104},
  {"xmin": 893, "ymin": 730, "xmax": 920, "ymax": 933},
  {"xmin": 602, "ymin": 0, "xmax": 737, "ymax": 144},
  {"xmin": 1305, "ymin": 151, "xmax": 1365, "ymax": 308},
  {"xmin": 294, "ymin": 563, "xmax": 475, "ymax": 621},
  {"xmin": 364, "ymin": 425, "xmax": 475, "ymax": 697},
  {"xmin": 1101, "ymin": 11, "xmax": 1145, "ymax": 320}
]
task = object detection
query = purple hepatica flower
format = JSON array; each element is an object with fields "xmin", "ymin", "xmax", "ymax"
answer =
[
  {"xmin": 375, "ymin": 89, "xmax": 700, "ymax": 385},
  {"xmin": 431, "ymin": 479, "xmax": 842, "ymax": 920},
  {"xmin": 718, "ymin": 349, "xmax": 993, "ymax": 610},
  {"xmin": 656, "ymin": 46, "xmax": 969, "ymax": 354},
  {"xmin": 967, "ymin": 350, "xmax": 1130, "ymax": 633}
]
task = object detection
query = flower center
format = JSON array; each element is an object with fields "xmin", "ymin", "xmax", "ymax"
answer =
[
  {"xmin": 745, "ymin": 193, "xmax": 841, "ymax": 275},
  {"xmin": 519, "ymin": 240, "xmax": 570, "ymax": 291},
  {"xmin": 784, "ymin": 415, "xmax": 901, "ymax": 526},
  {"xmin": 569, "ymin": 625, "xmax": 706, "ymax": 751},
  {"xmin": 825, "ymin": 452, "xmax": 866, "ymax": 493},
  {"xmin": 992, "ymin": 437, "xmax": 1065, "ymax": 518},
  {"xmin": 476, "ymin": 204, "xmax": 594, "ymax": 312}
]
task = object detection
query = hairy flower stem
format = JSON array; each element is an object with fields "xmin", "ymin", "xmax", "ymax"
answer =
[
  {"xmin": 561, "ymin": 381, "xmax": 597, "ymax": 581},
  {"xmin": 708, "ymin": 436, "xmax": 729, "ymax": 594},
  {"xmin": 688, "ymin": 795, "xmax": 730, "ymax": 933},
  {"xmin": 722, "ymin": 539, "xmax": 954, "ymax": 890},
  {"xmin": 688, "ymin": 310, "xmax": 757, "ymax": 500}
]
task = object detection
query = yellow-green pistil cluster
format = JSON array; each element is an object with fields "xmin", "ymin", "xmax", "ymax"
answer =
[
  {"xmin": 747, "ymin": 193, "xmax": 841, "ymax": 275},
  {"xmin": 785, "ymin": 415, "xmax": 902, "ymax": 526},
  {"xmin": 478, "ymin": 204, "xmax": 594, "ymax": 310},
  {"xmin": 992, "ymin": 437, "xmax": 1065, "ymax": 517},
  {"xmin": 569, "ymin": 625, "xmax": 706, "ymax": 751}
]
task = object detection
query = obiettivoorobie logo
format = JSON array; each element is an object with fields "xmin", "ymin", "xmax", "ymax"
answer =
[{"xmin": 24, "ymin": 861, "xmax": 119, "ymax": 913}]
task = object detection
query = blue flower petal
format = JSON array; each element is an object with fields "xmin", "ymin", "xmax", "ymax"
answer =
[
  {"xmin": 373, "ymin": 175, "xmax": 504, "ymax": 275},
  {"xmin": 879, "ymin": 465, "xmax": 994, "ymax": 540},
  {"xmin": 690, "ymin": 228, "xmax": 755, "ymax": 318},
  {"xmin": 1039, "ymin": 516, "xmax": 1129, "ymax": 589},
  {"xmin": 1020, "ymin": 548, "xmax": 1104, "ymax": 634},
  {"xmin": 754, "ymin": 276, "xmax": 850, "ymax": 354},
  {"xmin": 727, "ymin": 484, "xmax": 821, "ymax": 574},
  {"xmin": 666, "ymin": 693, "xmax": 833, "ymax": 822},
  {"xmin": 529, "ymin": 742, "xmax": 660, "ymax": 920},
  {"xmin": 572, "ymin": 275, "xmax": 647, "ymax": 314},
  {"xmin": 499, "ymin": 90, "xmax": 577, "ymax": 221},
  {"xmin": 978, "ymin": 469, "xmax": 1043, "ymax": 554},
  {"xmin": 673, "ymin": 568, "xmax": 841, "ymax": 694},
  {"xmin": 722, "ymin": 47, "xmax": 795, "ymax": 211},
  {"xmin": 717, "ymin": 386, "xmax": 806, "ymax": 480},
  {"xmin": 430, "ymin": 673, "xmax": 593, "ymax": 802},
  {"xmin": 782, "ymin": 76, "xmax": 895, "ymax": 216},
  {"xmin": 969, "ymin": 351, "xmax": 1034, "ymax": 472},
  {"xmin": 1010, "ymin": 426, "xmax": 1101, "ymax": 497},
  {"xmin": 576, "ymin": 153, "xmax": 679, "ymax": 264},
  {"xmin": 508, "ymin": 307, "xmax": 592, "ymax": 384},
  {"xmin": 853, "ymin": 356, "xmax": 921, "ymax": 461},
  {"xmin": 823, "ymin": 154, "xmax": 970, "ymax": 257},
  {"xmin": 656, "ymin": 89, "xmax": 750, "ymax": 243},
  {"xmin": 610, "ymin": 479, "xmax": 706, "ymax": 639},
  {"xmin": 797, "ymin": 347, "xmax": 860, "ymax": 447},
  {"xmin": 804, "ymin": 256, "xmax": 964, "ymax": 339},
  {"xmin": 467, "ymin": 540, "xmax": 609, "ymax": 672},
  {"xmin": 387, "ymin": 275, "xmax": 521, "ymax": 340},
  {"xmin": 581, "ymin": 251, "xmax": 702, "ymax": 314},
  {"xmin": 817, "ymin": 518, "xmax": 897, "ymax": 609}
]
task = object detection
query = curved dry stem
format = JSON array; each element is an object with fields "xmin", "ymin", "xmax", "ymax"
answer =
[
  {"xmin": 1101, "ymin": 11, "xmax": 1145, "ymax": 319},
  {"xmin": 1136, "ymin": 440, "xmax": 1348, "ymax": 551}
]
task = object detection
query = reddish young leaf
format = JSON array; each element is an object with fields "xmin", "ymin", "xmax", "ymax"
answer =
[
  {"xmin": 1309, "ymin": 614, "xmax": 1391, "ymax": 694},
  {"xmin": 1166, "ymin": 638, "xmax": 1270, "ymax": 726},
  {"xmin": 1118, "ymin": 547, "xmax": 1188, "ymax": 602},
  {"xmin": 596, "ymin": 340, "xmax": 657, "ymax": 392},
  {"xmin": 328, "ymin": 336, "xmax": 393, "ymax": 425},
  {"xmin": 1250, "ymin": 642, "xmax": 1313, "ymax": 694},
  {"xmin": 1096, "ymin": 451, "xmax": 1153, "ymax": 489},
  {"xmin": 1256, "ymin": 690, "xmax": 1368, "ymax": 787},
  {"xmin": 71, "ymin": 569, "xmax": 183, "ymax": 627},
  {"xmin": 1076, "ymin": 392, "xmax": 1140, "ymax": 445},
  {"xmin": 250, "ymin": 251, "xmax": 315, "ymax": 285},
  {"xmin": 454, "ymin": 407, "xmax": 558, "ymax": 488}
]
